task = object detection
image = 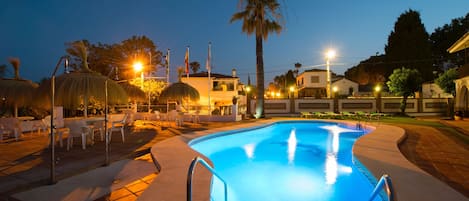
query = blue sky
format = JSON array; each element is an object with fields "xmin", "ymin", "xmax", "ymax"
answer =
[{"xmin": 1, "ymin": 0, "xmax": 468, "ymax": 84}]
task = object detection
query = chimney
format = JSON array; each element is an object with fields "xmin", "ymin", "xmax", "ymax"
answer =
[{"xmin": 232, "ymin": 68, "xmax": 237, "ymax": 77}]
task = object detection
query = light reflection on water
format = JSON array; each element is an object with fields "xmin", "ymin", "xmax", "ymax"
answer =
[{"xmin": 287, "ymin": 128, "xmax": 297, "ymax": 164}]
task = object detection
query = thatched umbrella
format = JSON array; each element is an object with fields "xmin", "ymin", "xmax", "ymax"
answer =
[
  {"xmin": 118, "ymin": 81, "xmax": 146, "ymax": 102},
  {"xmin": 158, "ymin": 82, "xmax": 200, "ymax": 103},
  {"xmin": 0, "ymin": 58, "xmax": 38, "ymax": 117},
  {"xmin": 36, "ymin": 41, "xmax": 128, "ymax": 118},
  {"xmin": 159, "ymin": 67, "xmax": 200, "ymax": 103}
]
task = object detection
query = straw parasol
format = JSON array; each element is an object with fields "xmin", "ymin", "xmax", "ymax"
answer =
[
  {"xmin": 158, "ymin": 82, "xmax": 200, "ymax": 103},
  {"xmin": 159, "ymin": 67, "xmax": 200, "ymax": 103},
  {"xmin": 36, "ymin": 41, "xmax": 127, "ymax": 117},
  {"xmin": 0, "ymin": 58, "xmax": 38, "ymax": 117},
  {"xmin": 118, "ymin": 81, "xmax": 146, "ymax": 102}
]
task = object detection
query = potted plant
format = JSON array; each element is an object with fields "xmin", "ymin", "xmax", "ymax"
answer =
[{"xmin": 232, "ymin": 96, "xmax": 238, "ymax": 105}]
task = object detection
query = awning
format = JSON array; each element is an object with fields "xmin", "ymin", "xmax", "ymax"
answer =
[{"xmin": 448, "ymin": 32, "xmax": 469, "ymax": 53}]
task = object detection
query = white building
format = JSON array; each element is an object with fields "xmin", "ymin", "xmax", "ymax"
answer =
[
  {"xmin": 421, "ymin": 82, "xmax": 453, "ymax": 98},
  {"xmin": 181, "ymin": 71, "xmax": 243, "ymax": 115},
  {"xmin": 296, "ymin": 69, "xmax": 358, "ymax": 98},
  {"xmin": 331, "ymin": 77, "xmax": 359, "ymax": 96},
  {"xmin": 296, "ymin": 69, "xmax": 327, "ymax": 98},
  {"xmin": 448, "ymin": 32, "xmax": 469, "ymax": 114}
]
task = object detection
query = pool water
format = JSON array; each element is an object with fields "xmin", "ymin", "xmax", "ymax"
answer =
[{"xmin": 190, "ymin": 121, "xmax": 380, "ymax": 201}]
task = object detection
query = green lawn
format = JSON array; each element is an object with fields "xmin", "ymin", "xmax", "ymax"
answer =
[{"xmin": 376, "ymin": 116, "xmax": 469, "ymax": 145}]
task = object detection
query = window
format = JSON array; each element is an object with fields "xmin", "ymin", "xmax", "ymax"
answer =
[
  {"xmin": 311, "ymin": 76, "xmax": 319, "ymax": 83},
  {"xmin": 213, "ymin": 80, "xmax": 235, "ymax": 91}
]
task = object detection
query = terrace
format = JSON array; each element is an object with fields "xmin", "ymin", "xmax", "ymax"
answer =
[{"xmin": 0, "ymin": 116, "xmax": 467, "ymax": 200}]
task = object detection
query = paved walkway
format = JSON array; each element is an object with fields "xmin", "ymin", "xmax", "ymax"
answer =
[
  {"xmin": 0, "ymin": 120, "xmax": 250, "ymax": 201},
  {"xmin": 398, "ymin": 119, "xmax": 469, "ymax": 197}
]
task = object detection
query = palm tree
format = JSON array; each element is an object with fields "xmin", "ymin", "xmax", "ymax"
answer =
[
  {"xmin": 189, "ymin": 61, "xmax": 200, "ymax": 74},
  {"xmin": 230, "ymin": 0, "xmax": 283, "ymax": 118},
  {"xmin": 0, "ymin": 58, "xmax": 38, "ymax": 117}
]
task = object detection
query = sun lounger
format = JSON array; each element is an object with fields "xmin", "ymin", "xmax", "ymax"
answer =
[
  {"xmin": 341, "ymin": 111, "xmax": 357, "ymax": 119},
  {"xmin": 355, "ymin": 111, "xmax": 370, "ymax": 119},
  {"xmin": 323, "ymin": 112, "xmax": 342, "ymax": 119},
  {"xmin": 300, "ymin": 112, "xmax": 313, "ymax": 118}
]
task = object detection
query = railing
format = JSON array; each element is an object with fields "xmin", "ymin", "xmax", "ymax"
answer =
[
  {"xmin": 369, "ymin": 174, "xmax": 396, "ymax": 201},
  {"xmin": 187, "ymin": 156, "xmax": 228, "ymax": 201}
]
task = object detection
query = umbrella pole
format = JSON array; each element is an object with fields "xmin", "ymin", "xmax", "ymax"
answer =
[
  {"xmin": 14, "ymin": 103, "xmax": 18, "ymax": 118},
  {"xmin": 50, "ymin": 75, "xmax": 56, "ymax": 184}
]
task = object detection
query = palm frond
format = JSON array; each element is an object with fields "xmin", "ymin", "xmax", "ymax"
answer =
[{"xmin": 8, "ymin": 57, "xmax": 20, "ymax": 79}]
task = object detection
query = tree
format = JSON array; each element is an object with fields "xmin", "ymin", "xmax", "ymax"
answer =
[
  {"xmin": 435, "ymin": 68, "xmax": 458, "ymax": 96},
  {"xmin": 272, "ymin": 70, "xmax": 295, "ymax": 97},
  {"xmin": 430, "ymin": 12, "xmax": 469, "ymax": 71},
  {"xmin": 386, "ymin": 67, "xmax": 423, "ymax": 114},
  {"xmin": 385, "ymin": 9, "xmax": 433, "ymax": 81},
  {"xmin": 435, "ymin": 68, "xmax": 458, "ymax": 119},
  {"xmin": 118, "ymin": 35, "xmax": 162, "ymax": 80},
  {"xmin": 189, "ymin": 61, "xmax": 200, "ymax": 73},
  {"xmin": 65, "ymin": 40, "xmax": 92, "ymax": 71},
  {"xmin": 65, "ymin": 35, "xmax": 163, "ymax": 81},
  {"xmin": 294, "ymin": 62, "xmax": 301, "ymax": 76},
  {"xmin": 129, "ymin": 78, "xmax": 166, "ymax": 104},
  {"xmin": 0, "ymin": 64, "xmax": 7, "ymax": 78},
  {"xmin": 230, "ymin": 0, "xmax": 283, "ymax": 118},
  {"xmin": 344, "ymin": 55, "xmax": 387, "ymax": 86}
]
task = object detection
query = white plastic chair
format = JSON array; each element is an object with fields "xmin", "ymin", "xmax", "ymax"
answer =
[
  {"xmin": 0, "ymin": 118, "xmax": 21, "ymax": 141},
  {"xmin": 108, "ymin": 114, "xmax": 127, "ymax": 143},
  {"xmin": 92, "ymin": 120, "xmax": 105, "ymax": 141},
  {"xmin": 44, "ymin": 115, "xmax": 69, "ymax": 147},
  {"xmin": 168, "ymin": 110, "xmax": 183, "ymax": 127},
  {"xmin": 66, "ymin": 120, "xmax": 92, "ymax": 151}
]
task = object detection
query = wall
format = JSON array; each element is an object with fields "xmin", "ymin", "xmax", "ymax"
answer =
[{"xmin": 248, "ymin": 98, "xmax": 448, "ymax": 115}]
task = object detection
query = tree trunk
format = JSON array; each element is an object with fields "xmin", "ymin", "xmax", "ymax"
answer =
[
  {"xmin": 400, "ymin": 96, "xmax": 408, "ymax": 115},
  {"xmin": 255, "ymin": 36, "xmax": 265, "ymax": 118}
]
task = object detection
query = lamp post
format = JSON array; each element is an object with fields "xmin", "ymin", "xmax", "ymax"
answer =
[
  {"xmin": 325, "ymin": 50, "xmax": 336, "ymax": 98},
  {"xmin": 333, "ymin": 86, "xmax": 339, "ymax": 113},
  {"xmin": 133, "ymin": 62, "xmax": 144, "ymax": 89},
  {"xmin": 289, "ymin": 86, "xmax": 295, "ymax": 113},
  {"xmin": 246, "ymin": 86, "xmax": 251, "ymax": 116},
  {"xmin": 133, "ymin": 61, "xmax": 147, "ymax": 112},
  {"xmin": 49, "ymin": 56, "xmax": 69, "ymax": 184},
  {"xmin": 375, "ymin": 85, "xmax": 382, "ymax": 113}
]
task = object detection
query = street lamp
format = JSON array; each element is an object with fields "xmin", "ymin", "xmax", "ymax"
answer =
[
  {"xmin": 332, "ymin": 86, "xmax": 339, "ymax": 113},
  {"xmin": 289, "ymin": 86, "xmax": 295, "ymax": 98},
  {"xmin": 325, "ymin": 50, "xmax": 336, "ymax": 98},
  {"xmin": 289, "ymin": 86, "xmax": 295, "ymax": 113},
  {"xmin": 332, "ymin": 86, "xmax": 338, "ymax": 97},
  {"xmin": 375, "ymin": 85, "xmax": 382, "ymax": 113},
  {"xmin": 133, "ymin": 62, "xmax": 144, "ymax": 89},
  {"xmin": 246, "ymin": 86, "xmax": 251, "ymax": 116}
]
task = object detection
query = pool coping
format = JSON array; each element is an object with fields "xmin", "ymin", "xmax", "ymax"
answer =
[{"xmin": 137, "ymin": 119, "xmax": 468, "ymax": 201}]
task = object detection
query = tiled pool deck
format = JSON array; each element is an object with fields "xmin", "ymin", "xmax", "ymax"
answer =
[
  {"xmin": 8, "ymin": 118, "xmax": 469, "ymax": 201},
  {"xmin": 138, "ymin": 119, "xmax": 468, "ymax": 201}
]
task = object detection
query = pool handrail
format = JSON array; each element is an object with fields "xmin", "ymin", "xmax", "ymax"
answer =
[
  {"xmin": 368, "ymin": 174, "xmax": 396, "ymax": 201},
  {"xmin": 187, "ymin": 156, "xmax": 228, "ymax": 201}
]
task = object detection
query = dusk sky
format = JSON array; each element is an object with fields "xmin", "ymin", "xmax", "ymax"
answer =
[{"xmin": 1, "ymin": 0, "xmax": 468, "ymax": 84}]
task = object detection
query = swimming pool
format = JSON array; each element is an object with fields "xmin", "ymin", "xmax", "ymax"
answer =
[{"xmin": 190, "ymin": 121, "xmax": 381, "ymax": 201}]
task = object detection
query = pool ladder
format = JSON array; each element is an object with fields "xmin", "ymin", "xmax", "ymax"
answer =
[
  {"xmin": 369, "ymin": 174, "xmax": 396, "ymax": 201},
  {"xmin": 187, "ymin": 156, "xmax": 228, "ymax": 201},
  {"xmin": 187, "ymin": 157, "xmax": 394, "ymax": 201}
]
